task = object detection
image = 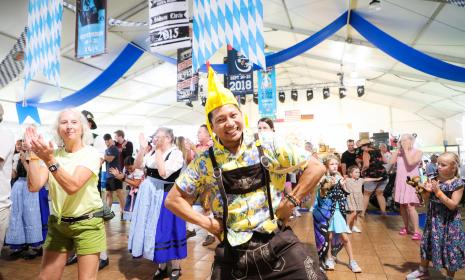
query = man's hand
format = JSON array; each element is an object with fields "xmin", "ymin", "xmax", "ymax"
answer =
[
  {"xmin": 203, "ymin": 216, "xmax": 223, "ymax": 240},
  {"xmin": 108, "ymin": 167, "xmax": 123, "ymax": 180},
  {"xmin": 275, "ymin": 198, "xmax": 294, "ymax": 224}
]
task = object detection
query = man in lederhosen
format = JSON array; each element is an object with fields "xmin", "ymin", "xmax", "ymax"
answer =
[{"xmin": 166, "ymin": 67, "xmax": 327, "ymax": 279}]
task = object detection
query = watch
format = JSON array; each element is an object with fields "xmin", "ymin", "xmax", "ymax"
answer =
[{"xmin": 48, "ymin": 162, "xmax": 60, "ymax": 173}]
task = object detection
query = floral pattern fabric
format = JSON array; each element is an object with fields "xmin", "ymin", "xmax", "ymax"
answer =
[
  {"xmin": 176, "ymin": 131, "xmax": 310, "ymax": 246},
  {"xmin": 420, "ymin": 178, "xmax": 465, "ymax": 272}
]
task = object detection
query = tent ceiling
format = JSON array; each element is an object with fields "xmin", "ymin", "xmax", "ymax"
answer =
[{"xmin": 0, "ymin": 0, "xmax": 464, "ymax": 127}]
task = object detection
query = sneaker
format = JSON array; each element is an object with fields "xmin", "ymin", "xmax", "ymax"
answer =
[
  {"xmin": 406, "ymin": 268, "xmax": 429, "ymax": 279},
  {"xmin": 324, "ymin": 258, "xmax": 335, "ymax": 270},
  {"xmin": 399, "ymin": 228, "xmax": 408, "ymax": 236},
  {"xmin": 347, "ymin": 228, "xmax": 352, "ymax": 234},
  {"xmin": 186, "ymin": 229, "xmax": 196, "ymax": 239},
  {"xmin": 202, "ymin": 235, "xmax": 215, "ymax": 246},
  {"xmin": 98, "ymin": 258, "xmax": 109, "ymax": 270},
  {"xmin": 411, "ymin": 232, "xmax": 422, "ymax": 240},
  {"xmin": 348, "ymin": 260, "xmax": 362, "ymax": 273},
  {"xmin": 294, "ymin": 209, "xmax": 302, "ymax": 217},
  {"xmin": 352, "ymin": 226, "xmax": 362, "ymax": 233}
]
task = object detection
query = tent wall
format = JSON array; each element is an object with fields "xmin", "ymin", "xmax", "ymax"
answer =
[{"xmin": 243, "ymin": 97, "xmax": 444, "ymax": 151}]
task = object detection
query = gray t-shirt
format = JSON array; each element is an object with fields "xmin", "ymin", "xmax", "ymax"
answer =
[{"xmin": 0, "ymin": 126, "xmax": 15, "ymax": 210}]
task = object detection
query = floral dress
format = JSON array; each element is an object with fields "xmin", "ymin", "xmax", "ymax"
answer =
[{"xmin": 420, "ymin": 178, "xmax": 465, "ymax": 272}]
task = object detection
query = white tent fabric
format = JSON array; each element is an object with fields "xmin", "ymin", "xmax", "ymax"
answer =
[{"xmin": 0, "ymin": 0, "xmax": 464, "ymax": 150}]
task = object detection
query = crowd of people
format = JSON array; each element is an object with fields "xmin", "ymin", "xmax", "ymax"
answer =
[{"xmin": 0, "ymin": 67, "xmax": 464, "ymax": 280}]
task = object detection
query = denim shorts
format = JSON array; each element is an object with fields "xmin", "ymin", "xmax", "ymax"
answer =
[
  {"xmin": 44, "ymin": 215, "xmax": 106, "ymax": 255},
  {"xmin": 363, "ymin": 179, "xmax": 388, "ymax": 192}
]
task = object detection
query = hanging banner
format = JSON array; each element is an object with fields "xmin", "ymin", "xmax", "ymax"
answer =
[
  {"xmin": 257, "ymin": 66, "xmax": 276, "ymax": 119},
  {"xmin": 226, "ymin": 47, "xmax": 254, "ymax": 96},
  {"xmin": 149, "ymin": 0, "xmax": 190, "ymax": 52},
  {"xmin": 75, "ymin": 0, "xmax": 107, "ymax": 58},
  {"xmin": 0, "ymin": 28, "xmax": 26, "ymax": 89},
  {"xmin": 24, "ymin": 0, "xmax": 63, "ymax": 89},
  {"xmin": 176, "ymin": 47, "xmax": 198, "ymax": 102}
]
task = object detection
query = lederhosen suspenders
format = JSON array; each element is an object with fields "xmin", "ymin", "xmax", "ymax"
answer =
[{"xmin": 208, "ymin": 133, "xmax": 274, "ymax": 248}]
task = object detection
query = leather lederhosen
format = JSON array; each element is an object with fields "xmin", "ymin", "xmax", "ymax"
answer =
[{"xmin": 208, "ymin": 134, "xmax": 326, "ymax": 280}]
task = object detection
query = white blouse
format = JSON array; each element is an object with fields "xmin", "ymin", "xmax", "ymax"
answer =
[{"xmin": 144, "ymin": 146, "xmax": 184, "ymax": 179}]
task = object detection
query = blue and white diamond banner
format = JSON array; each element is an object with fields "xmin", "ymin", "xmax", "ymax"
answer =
[
  {"xmin": 24, "ymin": 0, "xmax": 63, "ymax": 89},
  {"xmin": 447, "ymin": 0, "xmax": 465, "ymax": 7},
  {"xmin": 192, "ymin": 0, "xmax": 266, "ymax": 72}
]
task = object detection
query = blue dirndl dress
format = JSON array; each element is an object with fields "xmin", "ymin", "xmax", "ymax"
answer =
[
  {"xmin": 128, "ymin": 166, "xmax": 186, "ymax": 263},
  {"xmin": 5, "ymin": 178, "xmax": 49, "ymax": 249}
]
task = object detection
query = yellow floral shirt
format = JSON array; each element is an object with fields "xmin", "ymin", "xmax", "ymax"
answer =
[{"xmin": 176, "ymin": 131, "xmax": 310, "ymax": 246}]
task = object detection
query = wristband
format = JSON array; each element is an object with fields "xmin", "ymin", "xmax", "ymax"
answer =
[
  {"xmin": 29, "ymin": 152, "xmax": 40, "ymax": 161},
  {"xmin": 435, "ymin": 190, "xmax": 445, "ymax": 200},
  {"xmin": 284, "ymin": 193, "xmax": 300, "ymax": 207}
]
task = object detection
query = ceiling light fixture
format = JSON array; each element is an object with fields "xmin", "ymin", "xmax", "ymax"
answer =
[
  {"xmin": 278, "ymin": 91, "xmax": 286, "ymax": 103},
  {"xmin": 306, "ymin": 89, "xmax": 313, "ymax": 101},
  {"xmin": 291, "ymin": 89, "xmax": 298, "ymax": 101},
  {"xmin": 239, "ymin": 95, "xmax": 246, "ymax": 105},
  {"xmin": 323, "ymin": 87, "xmax": 330, "ymax": 99},
  {"xmin": 339, "ymin": 87, "xmax": 347, "ymax": 99},
  {"xmin": 369, "ymin": 0, "xmax": 381, "ymax": 11},
  {"xmin": 253, "ymin": 92, "xmax": 258, "ymax": 104},
  {"xmin": 357, "ymin": 85, "xmax": 365, "ymax": 97}
]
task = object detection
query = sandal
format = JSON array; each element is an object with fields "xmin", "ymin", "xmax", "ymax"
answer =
[
  {"xmin": 399, "ymin": 227, "xmax": 408, "ymax": 235},
  {"xmin": 411, "ymin": 232, "xmax": 422, "ymax": 240},
  {"xmin": 170, "ymin": 268, "xmax": 182, "ymax": 280},
  {"xmin": 153, "ymin": 267, "xmax": 168, "ymax": 280}
]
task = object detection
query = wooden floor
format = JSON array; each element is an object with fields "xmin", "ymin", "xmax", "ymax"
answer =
[{"xmin": 1, "ymin": 208, "xmax": 464, "ymax": 280}]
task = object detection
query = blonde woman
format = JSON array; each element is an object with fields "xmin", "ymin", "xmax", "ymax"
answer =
[
  {"xmin": 25, "ymin": 109, "xmax": 104, "ymax": 280},
  {"xmin": 392, "ymin": 133, "xmax": 423, "ymax": 240}
]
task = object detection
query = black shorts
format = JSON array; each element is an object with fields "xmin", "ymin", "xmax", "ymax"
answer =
[{"xmin": 105, "ymin": 177, "xmax": 123, "ymax": 191}]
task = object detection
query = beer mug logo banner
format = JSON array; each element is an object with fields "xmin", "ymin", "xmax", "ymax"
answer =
[{"xmin": 258, "ymin": 66, "xmax": 277, "ymax": 120}]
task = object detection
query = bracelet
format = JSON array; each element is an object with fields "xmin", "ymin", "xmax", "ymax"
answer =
[
  {"xmin": 435, "ymin": 190, "xmax": 445, "ymax": 200},
  {"xmin": 284, "ymin": 193, "xmax": 300, "ymax": 207},
  {"xmin": 29, "ymin": 152, "xmax": 40, "ymax": 161}
]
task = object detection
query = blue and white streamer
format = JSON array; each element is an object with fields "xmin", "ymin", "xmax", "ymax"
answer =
[
  {"xmin": 192, "ymin": 0, "xmax": 266, "ymax": 72},
  {"xmin": 24, "ymin": 0, "xmax": 63, "ymax": 89}
]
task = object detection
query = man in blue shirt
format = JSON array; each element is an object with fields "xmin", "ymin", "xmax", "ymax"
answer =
[{"xmin": 103, "ymin": 134, "xmax": 125, "ymax": 219}]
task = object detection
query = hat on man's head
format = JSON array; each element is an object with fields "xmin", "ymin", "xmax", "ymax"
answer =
[
  {"xmin": 205, "ymin": 66, "xmax": 248, "ymax": 145},
  {"xmin": 358, "ymin": 138, "xmax": 371, "ymax": 147},
  {"xmin": 81, "ymin": 110, "xmax": 97, "ymax": 130}
]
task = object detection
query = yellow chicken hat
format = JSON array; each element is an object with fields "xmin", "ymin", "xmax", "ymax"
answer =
[{"xmin": 205, "ymin": 66, "xmax": 248, "ymax": 146}]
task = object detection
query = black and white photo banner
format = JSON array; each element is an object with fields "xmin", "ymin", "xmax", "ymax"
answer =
[
  {"xmin": 149, "ymin": 0, "xmax": 190, "ymax": 52},
  {"xmin": 177, "ymin": 47, "xmax": 198, "ymax": 102},
  {"xmin": 0, "ymin": 28, "xmax": 26, "ymax": 88}
]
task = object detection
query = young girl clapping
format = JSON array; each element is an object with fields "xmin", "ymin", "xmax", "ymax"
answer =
[
  {"xmin": 406, "ymin": 152, "xmax": 465, "ymax": 280},
  {"xmin": 313, "ymin": 155, "xmax": 362, "ymax": 273}
]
